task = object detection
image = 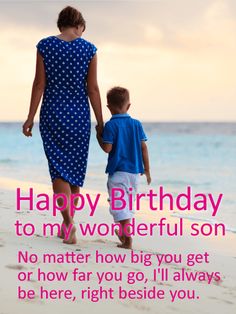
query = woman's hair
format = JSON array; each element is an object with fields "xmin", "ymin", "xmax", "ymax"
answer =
[
  {"xmin": 107, "ymin": 87, "xmax": 130, "ymax": 109},
  {"xmin": 57, "ymin": 6, "xmax": 86, "ymax": 32}
]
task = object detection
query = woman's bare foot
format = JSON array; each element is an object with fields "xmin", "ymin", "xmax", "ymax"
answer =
[
  {"xmin": 117, "ymin": 237, "xmax": 132, "ymax": 250},
  {"xmin": 115, "ymin": 229, "xmax": 125, "ymax": 244},
  {"xmin": 57, "ymin": 221, "xmax": 65, "ymax": 239},
  {"xmin": 63, "ymin": 225, "xmax": 77, "ymax": 245}
]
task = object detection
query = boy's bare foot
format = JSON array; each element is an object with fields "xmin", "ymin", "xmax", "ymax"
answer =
[
  {"xmin": 117, "ymin": 237, "xmax": 132, "ymax": 250},
  {"xmin": 115, "ymin": 229, "xmax": 125, "ymax": 244},
  {"xmin": 63, "ymin": 225, "xmax": 77, "ymax": 245}
]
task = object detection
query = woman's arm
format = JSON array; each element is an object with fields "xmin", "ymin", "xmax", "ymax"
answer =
[
  {"xmin": 86, "ymin": 54, "xmax": 103, "ymax": 133},
  {"xmin": 22, "ymin": 51, "xmax": 46, "ymax": 137}
]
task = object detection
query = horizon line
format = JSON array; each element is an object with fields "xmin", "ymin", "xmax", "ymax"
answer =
[{"xmin": 1, "ymin": 120, "xmax": 236, "ymax": 124}]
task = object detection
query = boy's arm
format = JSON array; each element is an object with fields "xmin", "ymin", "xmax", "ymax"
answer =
[
  {"xmin": 141, "ymin": 141, "xmax": 151, "ymax": 185},
  {"xmin": 96, "ymin": 131, "xmax": 112, "ymax": 153}
]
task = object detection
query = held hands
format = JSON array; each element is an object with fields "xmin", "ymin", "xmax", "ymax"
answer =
[
  {"xmin": 22, "ymin": 118, "xmax": 34, "ymax": 137},
  {"xmin": 95, "ymin": 123, "xmax": 103, "ymax": 137}
]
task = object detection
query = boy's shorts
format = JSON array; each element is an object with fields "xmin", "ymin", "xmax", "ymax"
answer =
[{"xmin": 107, "ymin": 171, "xmax": 139, "ymax": 222}]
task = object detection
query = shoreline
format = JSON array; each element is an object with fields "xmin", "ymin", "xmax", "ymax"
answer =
[
  {"xmin": 1, "ymin": 176, "xmax": 228, "ymax": 222},
  {"xmin": 1, "ymin": 175, "xmax": 235, "ymax": 251}
]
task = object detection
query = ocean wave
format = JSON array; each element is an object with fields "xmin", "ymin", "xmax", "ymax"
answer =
[
  {"xmin": 159, "ymin": 180, "xmax": 211, "ymax": 187},
  {"xmin": 142, "ymin": 122, "xmax": 236, "ymax": 136},
  {"xmin": 0, "ymin": 158, "xmax": 16, "ymax": 164},
  {"xmin": 171, "ymin": 213, "xmax": 236, "ymax": 234}
]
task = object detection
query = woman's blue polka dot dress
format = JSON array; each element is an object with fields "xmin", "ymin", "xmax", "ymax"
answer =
[{"xmin": 36, "ymin": 36, "xmax": 97, "ymax": 187}]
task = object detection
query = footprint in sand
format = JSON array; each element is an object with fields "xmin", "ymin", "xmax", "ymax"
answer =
[
  {"xmin": 93, "ymin": 239, "xmax": 106, "ymax": 243},
  {"xmin": 29, "ymin": 279, "xmax": 37, "ymax": 282},
  {"xmin": 122, "ymin": 300, "xmax": 150, "ymax": 312},
  {"xmin": 156, "ymin": 281, "xmax": 173, "ymax": 287},
  {"xmin": 5, "ymin": 264, "xmax": 27, "ymax": 270},
  {"xmin": 208, "ymin": 296, "xmax": 234, "ymax": 305},
  {"xmin": 2, "ymin": 205, "xmax": 11, "ymax": 209},
  {"xmin": 35, "ymin": 234, "xmax": 48, "ymax": 238},
  {"xmin": 121, "ymin": 265, "xmax": 141, "ymax": 272},
  {"xmin": 222, "ymin": 299, "xmax": 234, "ymax": 305}
]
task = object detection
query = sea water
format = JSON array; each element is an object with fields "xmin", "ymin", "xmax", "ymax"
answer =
[{"xmin": 0, "ymin": 122, "xmax": 235, "ymax": 231}]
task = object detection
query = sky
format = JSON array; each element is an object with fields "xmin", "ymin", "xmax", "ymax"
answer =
[{"xmin": 0, "ymin": 0, "xmax": 236, "ymax": 122}]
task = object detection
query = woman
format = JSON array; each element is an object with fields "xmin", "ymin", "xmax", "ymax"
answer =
[{"xmin": 22, "ymin": 6, "xmax": 103, "ymax": 244}]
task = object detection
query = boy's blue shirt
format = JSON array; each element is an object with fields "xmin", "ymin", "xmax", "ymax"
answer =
[{"xmin": 102, "ymin": 113, "xmax": 147, "ymax": 175}]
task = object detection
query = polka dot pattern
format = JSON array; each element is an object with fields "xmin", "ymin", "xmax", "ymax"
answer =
[{"xmin": 36, "ymin": 36, "xmax": 97, "ymax": 187}]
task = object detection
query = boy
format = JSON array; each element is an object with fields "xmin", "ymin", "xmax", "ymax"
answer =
[{"xmin": 96, "ymin": 87, "xmax": 151, "ymax": 249}]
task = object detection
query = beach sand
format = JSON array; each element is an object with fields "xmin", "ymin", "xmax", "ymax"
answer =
[{"xmin": 0, "ymin": 176, "xmax": 236, "ymax": 314}]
